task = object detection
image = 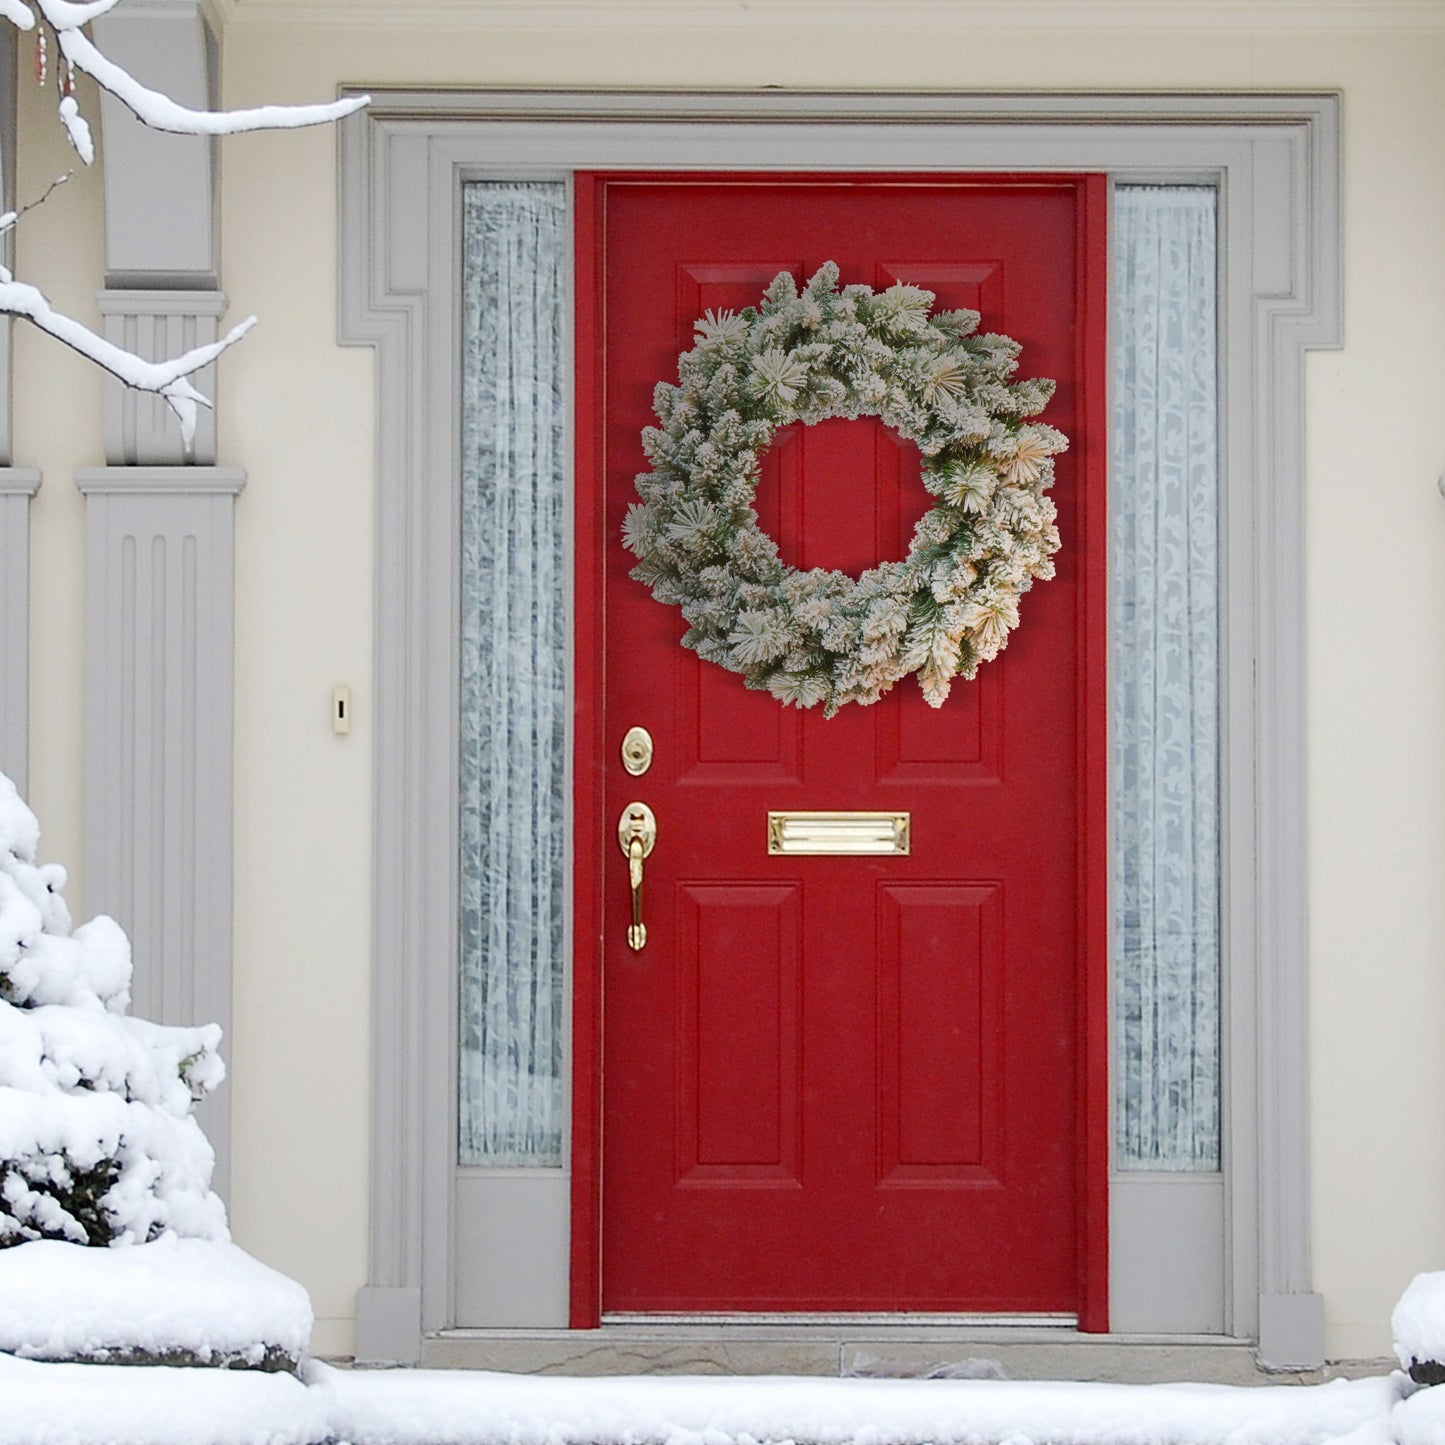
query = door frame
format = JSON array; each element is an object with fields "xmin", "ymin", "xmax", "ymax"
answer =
[
  {"xmin": 573, "ymin": 168, "xmax": 1111, "ymax": 1329},
  {"xmin": 338, "ymin": 90, "xmax": 1341, "ymax": 1369}
]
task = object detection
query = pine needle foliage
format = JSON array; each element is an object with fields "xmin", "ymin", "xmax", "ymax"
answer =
[{"xmin": 622, "ymin": 263, "xmax": 1067, "ymax": 716}]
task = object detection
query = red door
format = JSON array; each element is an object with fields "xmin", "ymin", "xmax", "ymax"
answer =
[{"xmin": 575, "ymin": 174, "xmax": 1108, "ymax": 1322}]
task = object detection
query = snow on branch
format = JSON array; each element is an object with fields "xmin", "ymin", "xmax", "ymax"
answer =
[
  {"xmin": 0, "ymin": 0, "xmax": 370, "ymax": 450},
  {"xmin": 19, "ymin": 0, "xmax": 371, "ymax": 159},
  {"xmin": 0, "ymin": 266, "xmax": 255, "ymax": 446},
  {"xmin": 33, "ymin": 0, "xmax": 122, "ymax": 25},
  {"xmin": 55, "ymin": 24, "xmax": 368, "ymax": 140}
]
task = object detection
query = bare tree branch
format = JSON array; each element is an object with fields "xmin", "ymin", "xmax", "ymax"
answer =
[{"xmin": 0, "ymin": 172, "xmax": 72, "ymax": 235}]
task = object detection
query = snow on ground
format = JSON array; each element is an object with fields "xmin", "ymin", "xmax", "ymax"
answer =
[
  {"xmin": 0, "ymin": 1351, "xmax": 329, "ymax": 1445},
  {"xmin": 314, "ymin": 1366, "xmax": 1402, "ymax": 1445},
  {"xmin": 0, "ymin": 1236, "xmax": 312, "ymax": 1364},
  {"xmin": 1396, "ymin": 1383, "xmax": 1445, "ymax": 1445},
  {"xmin": 0, "ymin": 1354, "xmax": 1412, "ymax": 1445}
]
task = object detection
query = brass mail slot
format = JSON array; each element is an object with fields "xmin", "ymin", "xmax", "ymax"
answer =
[{"xmin": 767, "ymin": 811, "xmax": 910, "ymax": 857}]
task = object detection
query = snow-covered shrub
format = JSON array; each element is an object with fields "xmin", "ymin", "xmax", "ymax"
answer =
[
  {"xmin": 1395, "ymin": 1271, "xmax": 1445, "ymax": 1385},
  {"xmin": 0, "ymin": 771, "xmax": 226, "ymax": 1249}
]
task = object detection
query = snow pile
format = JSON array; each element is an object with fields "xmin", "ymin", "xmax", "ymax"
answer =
[
  {"xmin": 314, "ymin": 1365, "xmax": 1401, "ymax": 1445},
  {"xmin": 0, "ymin": 768, "xmax": 311, "ymax": 1370},
  {"xmin": 0, "ymin": 1235, "xmax": 312, "ymax": 1366},
  {"xmin": 1397, "ymin": 1381, "xmax": 1445, "ymax": 1445},
  {"xmin": 0, "ymin": 1355, "xmax": 1411, "ymax": 1445},
  {"xmin": 0, "ymin": 771, "xmax": 226, "ymax": 1249},
  {"xmin": 1396, "ymin": 1273, "xmax": 1445, "ymax": 1381},
  {"xmin": 0, "ymin": 1352, "xmax": 330, "ymax": 1445}
]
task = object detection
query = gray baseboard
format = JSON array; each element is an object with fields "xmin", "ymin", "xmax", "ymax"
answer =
[
  {"xmin": 356, "ymin": 1286, "xmax": 423, "ymax": 1367},
  {"xmin": 1258, "ymin": 1293, "xmax": 1327, "ymax": 1370}
]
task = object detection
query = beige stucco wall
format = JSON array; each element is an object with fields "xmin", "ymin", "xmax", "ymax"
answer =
[{"xmin": 13, "ymin": 2, "xmax": 1445, "ymax": 1362}]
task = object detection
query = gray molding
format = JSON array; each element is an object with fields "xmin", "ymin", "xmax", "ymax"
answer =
[
  {"xmin": 356, "ymin": 1286, "xmax": 423, "ymax": 1367},
  {"xmin": 338, "ymin": 91, "xmax": 1341, "ymax": 1364},
  {"xmin": 1258, "ymin": 1292, "xmax": 1327, "ymax": 1371},
  {"xmin": 0, "ymin": 468, "xmax": 41, "ymax": 793},
  {"xmin": 1240, "ymin": 100, "xmax": 1339, "ymax": 1373},
  {"xmin": 454, "ymin": 1173, "xmax": 570, "ymax": 1327},
  {"xmin": 77, "ymin": 464, "xmax": 245, "ymax": 495},
  {"xmin": 0, "ymin": 25, "xmax": 17, "ymax": 468},
  {"xmin": 91, "ymin": 1, "xmax": 218, "ymax": 288},
  {"xmin": 75, "ymin": 463, "xmax": 245, "ymax": 1201},
  {"xmin": 221, "ymin": 1, "xmax": 1445, "ymax": 32},
  {"xmin": 96, "ymin": 292, "xmax": 227, "ymax": 466},
  {"xmin": 90, "ymin": 1, "xmax": 222, "ymax": 465},
  {"xmin": 336, "ymin": 111, "xmax": 438, "ymax": 1330},
  {"xmin": 1109, "ymin": 1174, "xmax": 1224, "ymax": 1334}
]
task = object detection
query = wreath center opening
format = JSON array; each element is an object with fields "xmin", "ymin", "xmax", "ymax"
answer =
[{"xmin": 762, "ymin": 417, "xmax": 932, "ymax": 577}]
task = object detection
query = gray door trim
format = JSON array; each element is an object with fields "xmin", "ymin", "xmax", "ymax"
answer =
[{"xmin": 336, "ymin": 90, "xmax": 1341, "ymax": 1369}]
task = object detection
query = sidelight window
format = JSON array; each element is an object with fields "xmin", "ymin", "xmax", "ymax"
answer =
[
  {"xmin": 1110, "ymin": 185, "xmax": 1222, "ymax": 1172},
  {"xmin": 457, "ymin": 181, "xmax": 569, "ymax": 1168}
]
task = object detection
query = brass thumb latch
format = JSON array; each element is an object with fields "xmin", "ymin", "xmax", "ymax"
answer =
[{"xmin": 617, "ymin": 801, "xmax": 657, "ymax": 951}]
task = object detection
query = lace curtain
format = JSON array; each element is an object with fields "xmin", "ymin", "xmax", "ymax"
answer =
[
  {"xmin": 1111, "ymin": 185, "xmax": 1221, "ymax": 1171},
  {"xmin": 457, "ymin": 182, "xmax": 567, "ymax": 1168}
]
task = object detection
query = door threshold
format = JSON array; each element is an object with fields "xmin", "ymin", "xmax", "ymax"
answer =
[
  {"xmin": 602, "ymin": 1313, "xmax": 1078, "ymax": 1328},
  {"xmin": 421, "ymin": 1328, "xmax": 1332, "ymax": 1385}
]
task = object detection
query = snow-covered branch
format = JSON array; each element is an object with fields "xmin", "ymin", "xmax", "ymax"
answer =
[
  {"xmin": 19, "ymin": 0, "xmax": 369, "ymax": 147},
  {"xmin": 0, "ymin": 0, "xmax": 369, "ymax": 448},
  {"xmin": 0, "ymin": 266, "xmax": 255, "ymax": 445},
  {"xmin": 55, "ymin": 24, "xmax": 368, "ymax": 140}
]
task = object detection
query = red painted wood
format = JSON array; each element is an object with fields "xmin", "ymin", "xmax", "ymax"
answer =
[
  {"xmin": 1074, "ymin": 172, "xmax": 1112, "ymax": 1334},
  {"xmin": 569, "ymin": 172, "xmax": 604, "ymax": 1329},
  {"xmin": 576, "ymin": 173, "xmax": 1108, "ymax": 1319}
]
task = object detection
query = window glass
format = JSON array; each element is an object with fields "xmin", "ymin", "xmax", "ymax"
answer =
[
  {"xmin": 457, "ymin": 181, "xmax": 568, "ymax": 1167},
  {"xmin": 1111, "ymin": 184, "xmax": 1222, "ymax": 1172}
]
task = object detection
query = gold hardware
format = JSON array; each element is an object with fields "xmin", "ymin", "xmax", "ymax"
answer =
[
  {"xmin": 620, "ymin": 726, "xmax": 654, "ymax": 777},
  {"xmin": 617, "ymin": 801, "xmax": 658, "ymax": 950},
  {"xmin": 767, "ymin": 811, "xmax": 910, "ymax": 856}
]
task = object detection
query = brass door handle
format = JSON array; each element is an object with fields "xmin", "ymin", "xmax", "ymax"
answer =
[{"xmin": 617, "ymin": 802, "xmax": 657, "ymax": 951}]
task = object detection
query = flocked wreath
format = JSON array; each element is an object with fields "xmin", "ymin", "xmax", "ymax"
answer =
[{"xmin": 622, "ymin": 262, "xmax": 1067, "ymax": 717}]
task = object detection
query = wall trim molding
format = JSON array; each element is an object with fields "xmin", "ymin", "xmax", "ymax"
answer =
[
  {"xmin": 217, "ymin": 2, "xmax": 1445, "ymax": 34},
  {"xmin": 337, "ymin": 89, "xmax": 1341, "ymax": 1368},
  {"xmin": 0, "ymin": 467, "xmax": 41, "ymax": 792},
  {"xmin": 76, "ymin": 464, "xmax": 247, "ymax": 495},
  {"xmin": 94, "ymin": 293, "xmax": 230, "ymax": 467},
  {"xmin": 0, "ymin": 467, "xmax": 41, "ymax": 496},
  {"xmin": 76, "ymin": 462, "xmax": 246, "ymax": 1200},
  {"xmin": 0, "ymin": 25, "xmax": 18, "ymax": 469}
]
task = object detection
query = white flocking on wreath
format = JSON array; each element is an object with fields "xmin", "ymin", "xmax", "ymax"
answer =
[{"xmin": 622, "ymin": 262, "xmax": 1067, "ymax": 718}]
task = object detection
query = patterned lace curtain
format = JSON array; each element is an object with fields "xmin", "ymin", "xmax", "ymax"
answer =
[
  {"xmin": 1112, "ymin": 185, "xmax": 1221, "ymax": 1171},
  {"xmin": 458, "ymin": 181, "xmax": 567, "ymax": 1167}
]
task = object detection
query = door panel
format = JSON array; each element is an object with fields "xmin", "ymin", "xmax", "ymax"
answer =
[
  {"xmin": 676, "ymin": 883, "xmax": 802, "ymax": 1182},
  {"xmin": 585, "ymin": 174, "xmax": 1106, "ymax": 1316},
  {"xmin": 877, "ymin": 883, "xmax": 1001, "ymax": 1180}
]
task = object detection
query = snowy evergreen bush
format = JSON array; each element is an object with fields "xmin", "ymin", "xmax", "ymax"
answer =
[
  {"xmin": 1395, "ymin": 1272, "xmax": 1445, "ymax": 1385},
  {"xmin": 0, "ymin": 770, "xmax": 226, "ymax": 1249}
]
